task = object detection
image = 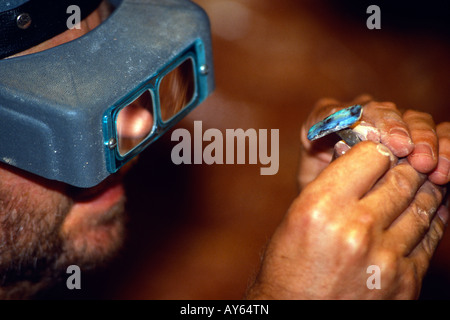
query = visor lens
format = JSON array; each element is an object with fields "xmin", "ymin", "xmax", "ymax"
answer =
[
  {"xmin": 159, "ymin": 58, "xmax": 196, "ymax": 122},
  {"xmin": 114, "ymin": 57, "xmax": 196, "ymax": 158},
  {"xmin": 116, "ymin": 90, "xmax": 154, "ymax": 156}
]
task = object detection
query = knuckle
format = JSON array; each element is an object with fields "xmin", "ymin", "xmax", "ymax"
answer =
[
  {"xmin": 334, "ymin": 220, "xmax": 372, "ymax": 258},
  {"xmin": 379, "ymin": 101, "xmax": 398, "ymax": 110},
  {"xmin": 285, "ymin": 198, "xmax": 311, "ymax": 229},
  {"xmin": 389, "ymin": 165, "xmax": 418, "ymax": 198},
  {"xmin": 358, "ymin": 212, "xmax": 376, "ymax": 227},
  {"xmin": 292, "ymin": 201, "xmax": 372, "ymax": 257},
  {"xmin": 365, "ymin": 101, "xmax": 398, "ymax": 112},
  {"xmin": 385, "ymin": 118, "xmax": 408, "ymax": 129},
  {"xmin": 376, "ymin": 250, "xmax": 399, "ymax": 276},
  {"xmin": 438, "ymin": 135, "xmax": 450, "ymax": 151},
  {"xmin": 403, "ymin": 109, "xmax": 431, "ymax": 120},
  {"xmin": 411, "ymin": 129, "xmax": 438, "ymax": 141},
  {"xmin": 436, "ymin": 122, "xmax": 450, "ymax": 137},
  {"xmin": 286, "ymin": 194, "xmax": 329, "ymax": 229},
  {"xmin": 422, "ymin": 221, "xmax": 445, "ymax": 258},
  {"xmin": 410, "ymin": 202, "xmax": 432, "ymax": 233},
  {"xmin": 342, "ymin": 228, "xmax": 370, "ymax": 257},
  {"xmin": 420, "ymin": 238, "xmax": 434, "ymax": 261},
  {"xmin": 432, "ymin": 219, "xmax": 445, "ymax": 242},
  {"xmin": 402, "ymin": 110, "xmax": 415, "ymax": 121},
  {"xmin": 423, "ymin": 181, "xmax": 444, "ymax": 204}
]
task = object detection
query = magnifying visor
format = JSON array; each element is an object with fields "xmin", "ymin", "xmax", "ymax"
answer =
[{"xmin": 0, "ymin": 0, "xmax": 215, "ymax": 188}]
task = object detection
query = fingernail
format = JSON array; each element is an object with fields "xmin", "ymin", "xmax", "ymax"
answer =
[
  {"xmin": 442, "ymin": 156, "xmax": 450, "ymax": 177},
  {"xmin": 414, "ymin": 143, "xmax": 435, "ymax": 160},
  {"xmin": 437, "ymin": 205, "xmax": 449, "ymax": 227},
  {"xmin": 335, "ymin": 140, "xmax": 350, "ymax": 155},
  {"xmin": 389, "ymin": 128, "xmax": 412, "ymax": 144},
  {"xmin": 376, "ymin": 144, "xmax": 396, "ymax": 163},
  {"xmin": 437, "ymin": 156, "xmax": 450, "ymax": 180}
]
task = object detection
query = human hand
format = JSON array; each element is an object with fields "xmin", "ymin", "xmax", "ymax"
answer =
[
  {"xmin": 247, "ymin": 141, "xmax": 448, "ymax": 299},
  {"xmin": 298, "ymin": 95, "xmax": 449, "ymax": 189}
]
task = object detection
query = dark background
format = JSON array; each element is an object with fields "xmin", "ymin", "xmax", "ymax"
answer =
[{"xmin": 43, "ymin": 0, "xmax": 450, "ymax": 299}]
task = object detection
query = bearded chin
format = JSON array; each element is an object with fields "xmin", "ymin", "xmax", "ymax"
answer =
[{"xmin": 0, "ymin": 200, "xmax": 126, "ymax": 300}]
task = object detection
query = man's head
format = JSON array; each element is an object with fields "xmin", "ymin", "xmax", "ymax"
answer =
[
  {"xmin": 0, "ymin": 0, "xmax": 214, "ymax": 299},
  {"xmin": 0, "ymin": 1, "xmax": 127, "ymax": 299}
]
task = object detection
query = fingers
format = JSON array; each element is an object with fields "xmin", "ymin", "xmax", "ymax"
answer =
[
  {"xmin": 303, "ymin": 97, "xmax": 447, "ymax": 185},
  {"xmin": 383, "ymin": 180, "xmax": 445, "ymax": 255},
  {"xmin": 359, "ymin": 161, "xmax": 427, "ymax": 228},
  {"xmin": 408, "ymin": 205, "xmax": 448, "ymax": 280},
  {"xmin": 403, "ymin": 110, "xmax": 439, "ymax": 174},
  {"xmin": 299, "ymin": 98, "xmax": 354, "ymax": 189},
  {"xmin": 429, "ymin": 122, "xmax": 450, "ymax": 185},
  {"xmin": 350, "ymin": 94, "xmax": 373, "ymax": 106},
  {"xmin": 362, "ymin": 102, "xmax": 414, "ymax": 158},
  {"xmin": 304, "ymin": 141, "xmax": 395, "ymax": 202}
]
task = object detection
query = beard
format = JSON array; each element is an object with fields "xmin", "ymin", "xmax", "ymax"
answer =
[{"xmin": 0, "ymin": 177, "xmax": 126, "ymax": 299}]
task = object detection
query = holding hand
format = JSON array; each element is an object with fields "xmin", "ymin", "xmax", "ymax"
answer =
[
  {"xmin": 247, "ymin": 141, "xmax": 448, "ymax": 299},
  {"xmin": 298, "ymin": 96, "xmax": 449, "ymax": 189},
  {"xmin": 247, "ymin": 97, "xmax": 449, "ymax": 299}
]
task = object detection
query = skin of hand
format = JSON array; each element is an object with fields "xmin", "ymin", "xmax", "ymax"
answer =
[
  {"xmin": 246, "ymin": 141, "xmax": 448, "ymax": 299},
  {"xmin": 245, "ymin": 96, "xmax": 449, "ymax": 299},
  {"xmin": 298, "ymin": 95, "xmax": 450, "ymax": 190}
]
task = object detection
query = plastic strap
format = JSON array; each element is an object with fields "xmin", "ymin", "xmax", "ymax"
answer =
[{"xmin": 0, "ymin": 0, "xmax": 103, "ymax": 59}]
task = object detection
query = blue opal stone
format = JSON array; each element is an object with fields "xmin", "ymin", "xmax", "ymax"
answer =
[{"xmin": 307, "ymin": 104, "xmax": 363, "ymax": 141}]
